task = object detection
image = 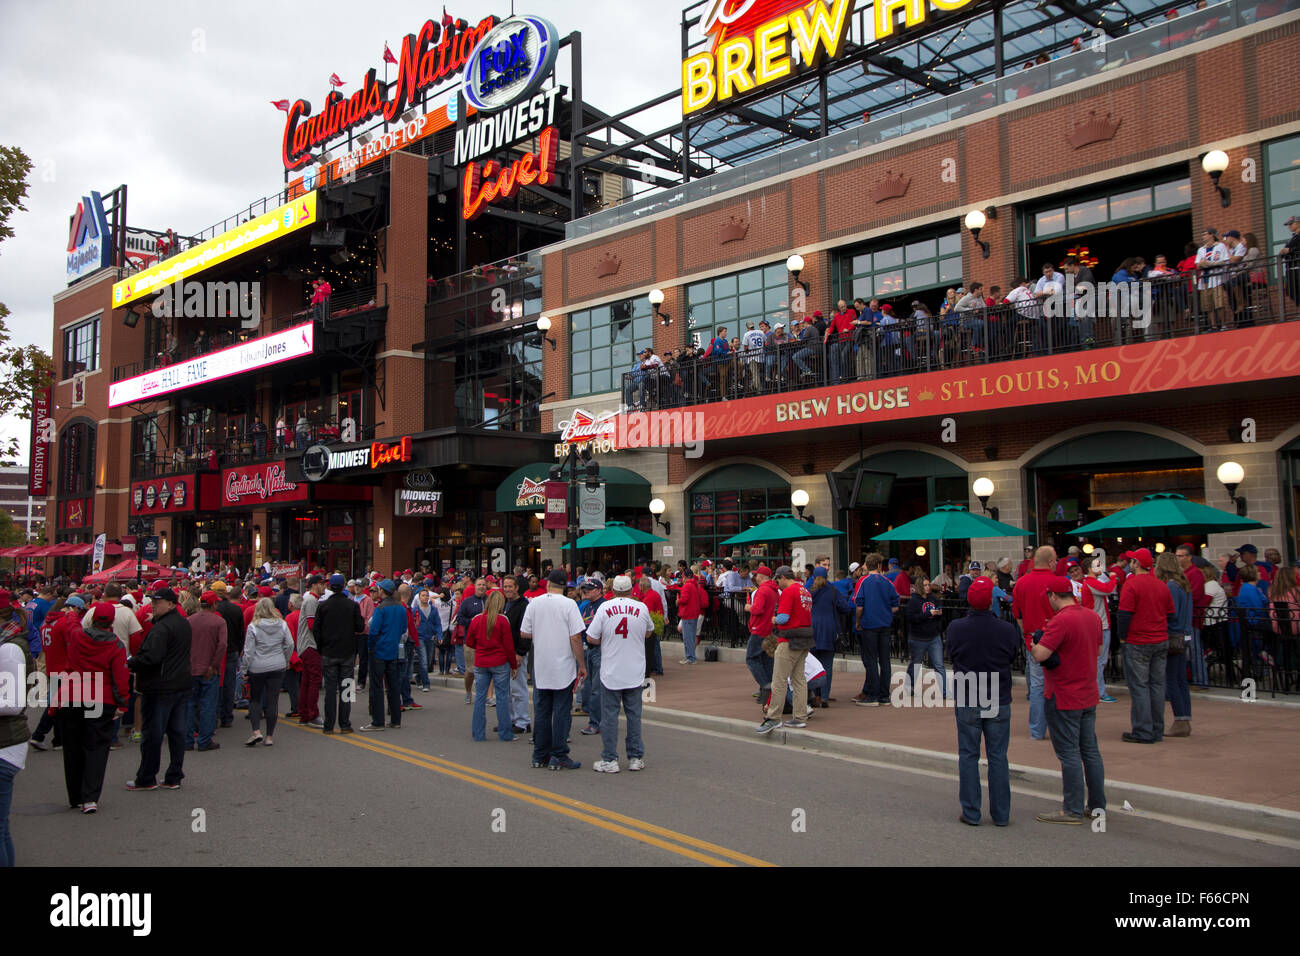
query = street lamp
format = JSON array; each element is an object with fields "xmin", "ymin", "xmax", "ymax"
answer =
[
  {"xmin": 649, "ymin": 497, "xmax": 670, "ymax": 536},
  {"xmin": 791, "ymin": 488, "xmax": 810, "ymax": 521},
  {"xmin": 964, "ymin": 207, "xmax": 995, "ymax": 259},
  {"xmin": 1201, "ymin": 150, "xmax": 1231, "ymax": 207},
  {"xmin": 972, "ymin": 476, "xmax": 999, "ymax": 522},
  {"xmin": 649, "ymin": 289, "xmax": 671, "ymax": 326},
  {"xmin": 1217, "ymin": 460, "xmax": 1247, "ymax": 515},
  {"xmin": 536, "ymin": 315, "xmax": 556, "ymax": 349},
  {"xmin": 786, "ymin": 254, "xmax": 808, "ymax": 293}
]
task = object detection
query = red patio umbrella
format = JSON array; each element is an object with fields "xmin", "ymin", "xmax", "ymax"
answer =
[{"xmin": 82, "ymin": 557, "xmax": 174, "ymax": 583}]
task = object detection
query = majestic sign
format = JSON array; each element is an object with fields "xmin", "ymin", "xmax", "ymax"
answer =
[
  {"xmin": 395, "ymin": 488, "xmax": 444, "ymax": 517},
  {"xmin": 460, "ymin": 15, "xmax": 560, "ymax": 114},
  {"xmin": 221, "ymin": 462, "xmax": 308, "ymax": 507},
  {"xmin": 112, "ymin": 192, "xmax": 318, "ymax": 307},
  {"xmin": 614, "ymin": 323, "xmax": 1300, "ymax": 444},
  {"xmin": 129, "ymin": 477, "xmax": 195, "ymax": 516},
  {"xmin": 108, "ymin": 322, "xmax": 314, "ymax": 407},
  {"xmin": 453, "ymin": 87, "xmax": 562, "ymax": 166},
  {"xmin": 301, "ymin": 436, "xmax": 415, "ymax": 481},
  {"xmin": 554, "ymin": 408, "xmax": 618, "ymax": 458},
  {"xmin": 66, "ymin": 191, "xmax": 112, "ymax": 283},
  {"xmin": 462, "ymin": 125, "xmax": 558, "ymax": 220},
  {"xmin": 28, "ymin": 386, "xmax": 52, "ymax": 497},
  {"xmin": 280, "ymin": 14, "xmax": 496, "ymax": 169}
]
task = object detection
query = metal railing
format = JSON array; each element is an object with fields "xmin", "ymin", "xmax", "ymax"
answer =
[
  {"xmin": 625, "ymin": 254, "xmax": 1300, "ymax": 410},
  {"xmin": 129, "ymin": 419, "xmax": 379, "ymax": 479},
  {"xmin": 568, "ymin": 0, "xmax": 1298, "ymax": 239}
]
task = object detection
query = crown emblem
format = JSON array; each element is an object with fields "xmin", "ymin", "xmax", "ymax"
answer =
[
  {"xmin": 594, "ymin": 252, "xmax": 622, "ymax": 278},
  {"xmin": 917, "ymin": 387, "xmax": 935, "ymax": 402},
  {"xmin": 869, "ymin": 171, "xmax": 911, "ymax": 204},
  {"xmin": 718, "ymin": 215, "xmax": 749, "ymax": 245},
  {"xmin": 1067, "ymin": 111, "xmax": 1121, "ymax": 150}
]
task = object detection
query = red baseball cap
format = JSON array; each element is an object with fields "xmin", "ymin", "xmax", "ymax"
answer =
[
  {"xmin": 92, "ymin": 601, "xmax": 117, "ymax": 624},
  {"xmin": 755, "ymin": 565, "xmax": 773, "ymax": 577},
  {"xmin": 200, "ymin": 591, "xmax": 221, "ymax": 605},
  {"xmin": 258, "ymin": 586, "xmax": 274, "ymax": 598},
  {"xmin": 1128, "ymin": 548, "xmax": 1154, "ymax": 570},
  {"xmin": 967, "ymin": 577, "xmax": 994, "ymax": 610},
  {"xmin": 1046, "ymin": 576, "xmax": 1075, "ymax": 596}
]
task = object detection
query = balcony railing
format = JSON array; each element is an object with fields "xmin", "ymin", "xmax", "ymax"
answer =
[
  {"xmin": 624, "ymin": 254, "xmax": 1300, "ymax": 409},
  {"xmin": 130, "ymin": 419, "xmax": 379, "ymax": 479}
]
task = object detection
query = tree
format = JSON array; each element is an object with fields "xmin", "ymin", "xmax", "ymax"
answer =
[
  {"xmin": 0, "ymin": 511, "xmax": 24, "ymax": 548},
  {"xmin": 0, "ymin": 145, "xmax": 54, "ymax": 466}
]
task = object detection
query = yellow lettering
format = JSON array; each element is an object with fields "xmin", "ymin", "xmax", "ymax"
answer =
[
  {"xmin": 717, "ymin": 36, "xmax": 755, "ymax": 102},
  {"xmin": 1076, "ymin": 364, "xmax": 1099, "ymax": 386},
  {"xmin": 791, "ymin": 0, "xmax": 853, "ymax": 67},
  {"xmin": 930, "ymin": 0, "xmax": 976, "ymax": 10},
  {"xmin": 753, "ymin": 17, "xmax": 791, "ymax": 85},
  {"xmin": 812, "ymin": 397, "xmax": 829, "ymax": 416},
  {"xmin": 874, "ymin": 0, "xmax": 926, "ymax": 40},
  {"xmin": 682, "ymin": 52, "xmax": 716, "ymax": 114},
  {"xmin": 941, "ymin": 383, "xmax": 953, "ymax": 401},
  {"xmin": 836, "ymin": 394, "xmax": 851, "ymax": 415},
  {"xmin": 1101, "ymin": 360, "xmax": 1121, "ymax": 382},
  {"xmin": 896, "ymin": 386, "xmax": 909, "ymax": 407},
  {"xmin": 776, "ymin": 403, "xmax": 787, "ymax": 422}
]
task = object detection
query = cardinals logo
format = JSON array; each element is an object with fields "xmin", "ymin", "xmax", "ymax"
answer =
[
  {"xmin": 515, "ymin": 477, "xmax": 546, "ymax": 507},
  {"xmin": 557, "ymin": 409, "xmax": 617, "ymax": 445}
]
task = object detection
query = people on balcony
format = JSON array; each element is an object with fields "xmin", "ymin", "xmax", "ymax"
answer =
[{"xmin": 310, "ymin": 277, "xmax": 332, "ymax": 322}]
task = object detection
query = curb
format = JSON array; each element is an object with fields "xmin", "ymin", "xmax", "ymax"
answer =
[{"xmin": 641, "ymin": 703, "xmax": 1300, "ymax": 843}]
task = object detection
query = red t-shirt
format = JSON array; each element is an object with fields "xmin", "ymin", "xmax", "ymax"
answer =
[
  {"xmin": 1118, "ymin": 571, "xmax": 1174, "ymax": 644},
  {"xmin": 640, "ymin": 589, "xmax": 664, "ymax": 615},
  {"xmin": 1012, "ymin": 568, "xmax": 1056, "ymax": 649},
  {"xmin": 893, "ymin": 570, "xmax": 911, "ymax": 598},
  {"xmin": 748, "ymin": 580, "xmax": 779, "ymax": 636},
  {"xmin": 1185, "ymin": 565, "xmax": 1209, "ymax": 629},
  {"xmin": 1016, "ymin": 559, "xmax": 1032, "ymax": 579},
  {"xmin": 830, "ymin": 309, "xmax": 857, "ymax": 341},
  {"xmin": 285, "ymin": 610, "xmax": 301, "ymax": 648},
  {"xmin": 775, "ymin": 581, "xmax": 812, "ymax": 640},
  {"xmin": 1039, "ymin": 603, "xmax": 1102, "ymax": 710}
]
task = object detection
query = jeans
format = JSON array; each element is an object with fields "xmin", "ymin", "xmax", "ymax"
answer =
[
  {"xmin": 219, "ymin": 651, "xmax": 240, "ymax": 723},
  {"xmin": 0, "ymin": 758, "xmax": 17, "ymax": 867},
  {"xmin": 187, "ymin": 675, "xmax": 219, "ymax": 747},
  {"xmin": 581, "ymin": 646, "xmax": 602, "ymax": 728},
  {"xmin": 680, "ymin": 617, "xmax": 698, "ymax": 662},
  {"xmin": 369, "ymin": 656, "xmax": 402, "ymax": 727},
  {"xmin": 321, "ymin": 655, "xmax": 355, "ymax": 731},
  {"xmin": 600, "ymin": 685, "xmax": 644, "ymax": 762},
  {"xmin": 1124, "ymin": 640, "xmax": 1168, "ymax": 741},
  {"xmin": 1097, "ymin": 629, "xmax": 1111, "ymax": 697},
  {"xmin": 135, "ymin": 689, "xmax": 189, "ymax": 787},
  {"xmin": 906, "ymin": 636, "xmax": 947, "ymax": 699},
  {"xmin": 1026, "ymin": 655, "xmax": 1047, "ymax": 739},
  {"xmin": 59, "ymin": 706, "xmax": 116, "ymax": 806},
  {"xmin": 647, "ymin": 634, "xmax": 663, "ymax": 674},
  {"xmin": 437, "ymin": 643, "xmax": 454, "ymax": 674},
  {"xmin": 1044, "ymin": 697, "xmax": 1106, "ymax": 817},
  {"xmin": 828, "ymin": 340, "xmax": 850, "ymax": 381},
  {"xmin": 473, "ymin": 665, "xmax": 514, "ymax": 741},
  {"xmin": 356, "ymin": 634, "xmax": 370, "ymax": 685},
  {"xmin": 417, "ymin": 637, "xmax": 433, "ymax": 688},
  {"xmin": 1165, "ymin": 644, "xmax": 1191, "ymax": 721},
  {"xmin": 248, "ymin": 670, "xmax": 285, "ymax": 735},
  {"xmin": 399, "ymin": 644, "xmax": 416, "ymax": 706},
  {"xmin": 746, "ymin": 632, "xmax": 773, "ymax": 692},
  {"xmin": 298, "ymin": 648, "xmax": 321, "ymax": 722},
  {"xmin": 961, "ymin": 314, "xmax": 985, "ymax": 348},
  {"xmin": 859, "ymin": 626, "xmax": 892, "ymax": 701},
  {"xmin": 1188, "ymin": 627, "xmax": 1209, "ymax": 687},
  {"xmin": 283, "ymin": 668, "xmax": 301, "ymax": 713},
  {"xmin": 955, "ymin": 703, "xmax": 1011, "ymax": 825},
  {"xmin": 812, "ymin": 648, "xmax": 835, "ymax": 699},
  {"xmin": 532, "ymin": 685, "xmax": 574, "ymax": 763},
  {"xmin": 509, "ymin": 652, "xmax": 531, "ymax": 729},
  {"xmin": 791, "ymin": 347, "xmax": 814, "ymax": 374},
  {"xmin": 454, "ymin": 645, "xmax": 466, "ymax": 674}
]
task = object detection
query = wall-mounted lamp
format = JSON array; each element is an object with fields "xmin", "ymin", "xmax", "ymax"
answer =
[
  {"xmin": 536, "ymin": 315, "xmax": 556, "ymax": 349},
  {"xmin": 1082, "ymin": 543, "xmax": 1094, "ymax": 554},
  {"xmin": 254, "ymin": 531, "xmax": 262, "ymax": 553},
  {"xmin": 160, "ymin": 530, "xmax": 168, "ymax": 555},
  {"xmin": 972, "ymin": 476, "xmax": 999, "ymax": 522},
  {"xmin": 1216, "ymin": 460, "xmax": 1247, "ymax": 516},
  {"xmin": 965, "ymin": 208, "xmax": 995, "ymax": 259},
  {"xmin": 915, "ymin": 545, "xmax": 927, "ymax": 557},
  {"xmin": 1201, "ymin": 150, "xmax": 1231, "ymax": 208},
  {"xmin": 786, "ymin": 254, "xmax": 808, "ymax": 293},
  {"xmin": 791, "ymin": 488, "xmax": 811, "ymax": 522},
  {"xmin": 649, "ymin": 289, "xmax": 671, "ymax": 326},
  {"xmin": 1155, "ymin": 542, "xmax": 1166, "ymax": 554},
  {"xmin": 378, "ymin": 527, "xmax": 386, "ymax": 548},
  {"xmin": 649, "ymin": 497, "xmax": 671, "ymax": 536}
]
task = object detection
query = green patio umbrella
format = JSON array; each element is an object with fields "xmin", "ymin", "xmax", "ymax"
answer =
[
  {"xmin": 1072, "ymin": 493, "xmax": 1268, "ymax": 537},
  {"xmin": 869, "ymin": 504, "xmax": 1032, "ymax": 541},
  {"xmin": 561, "ymin": 521, "xmax": 668, "ymax": 549},
  {"xmin": 721, "ymin": 513, "xmax": 844, "ymax": 545}
]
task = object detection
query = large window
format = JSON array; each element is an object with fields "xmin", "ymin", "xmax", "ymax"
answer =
[
  {"xmin": 449, "ymin": 326, "xmax": 544, "ymax": 430},
  {"xmin": 1266, "ymin": 134, "xmax": 1300, "ymax": 256},
  {"xmin": 569, "ymin": 296, "xmax": 653, "ymax": 397},
  {"xmin": 62, "ymin": 315, "xmax": 101, "ymax": 379},
  {"xmin": 1028, "ymin": 175, "xmax": 1191, "ymax": 241},
  {"xmin": 688, "ymin": 464, "xmax": 791, "ymax": 563},
  {"xmin": 686, "ymin": 262, "xmax": 788, "ymax": 350},
  {"xmin": 131, "ymin": 415, "xmax": 159, "ymax": 477},
  {"xmin": 58, "ymin": 422, "xmax": 96, "ymax": 496},
  {"xmin": 837, "ymin": 230, "xmax": 962, "ymax": 303}
]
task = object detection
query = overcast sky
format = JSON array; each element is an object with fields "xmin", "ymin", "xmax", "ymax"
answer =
[{"xmin": 0, "ymin": 0, "xmax": 689, "ymax": 461}]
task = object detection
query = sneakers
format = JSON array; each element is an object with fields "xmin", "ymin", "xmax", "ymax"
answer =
[
  {"xmin": 755, "ymin": 719, "xmax": 782, "ymax": 735},
  {"xmin": 125, "ymin": 780, "xmax": 158, "ymax": 791},
  {"xmin": 549, "ymin": 756, "xmax": 582, "ymax": 770},
  {"xmin": 161, "ymin": 781, "xmax": 182, "ymax": 790},
  {"xmin": 109, "ymin": 741, "xmax": 126, "ymax": 751},
  {"xmin": 531, "ymin": 759, "xmax": 547, "ymax": 768},
  {"xmin": 678, "ymin": 659, "xmax": 696, "ymax": 665},
  {"xmin": 197, "ymin": 742, "xmax": 221, "ymax": 751},
  {"xmin": 628, "ymin": 757, "xmax": 645, "ymax": 771},
  {"xmin": 419, "ymin": 686, "xmax": 430, "ymax": 693},
  {"xmin": 28, "ymin": 737, "xmax": 50, "ymax": 751},
  {"xmin": 130, "ymin": 731, "xmax": 143, "ymax": 742},
  {"xmin": 322, "ymin": 728, "xmax": 335, "ymax": 735},
  {"xmin": 1035, "ymin": 810, "xmax": 1084, "ymax": 825},
  {"xmin": 359, "ymin": 723, "xmax": 384, "ymax": 732},
  {"xmin": 593, "ymin": 759, "xmax": 620, "ymax": 773},
  {"xmin": 1099, "ymin": 694, "xmax": 1117, "ymax": 703},
  {"xmin": 406, "ymin": 703, "xmax": 422, "ymax": 711},
  {"xmin": 339, "ymin": 727, "xmax": 356, "ymax": 735},
  {"xmin": 580, "ymin": 725, "xmax": 600, "ymax": 735},
  {"xmin": 245, "ymin": 733, "xmax": 264, "ymax": 746},
  {"xmin": 852, "ymin": 695, "xmax": 877, "ymax": 707},
  {"xmin": 1121, "ymin": 732, "xmax": 1155, "ymax": 744},
  {"xmin": 81, "ymin": 802, "xmax": 98, "ymax": 814},
  {"xmin": 782, "ymin": 718, "xmax": 807, "ymax": 729},
  {"xmin": 487, "ymin": 699, "xmax": 496, "ymax": 708},
  {"xmin": 306, "ymin": 718, "xmax": 325, "ymax": 728},
  {"xmin": 464, "ymin": 695, "xmax": 472, "ymax": 705}
]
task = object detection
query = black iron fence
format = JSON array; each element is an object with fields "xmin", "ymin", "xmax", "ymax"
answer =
[
  {"xmin": 130, "ymin": 418, "xmax": 379, "ymax": 479},
  {"xmin": 626, "ymin": 253, "xmax": 1300, "ymax": 409}
]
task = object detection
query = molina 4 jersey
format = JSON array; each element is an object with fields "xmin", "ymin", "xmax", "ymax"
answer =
[{"xmin": 585, "ymin": 596, "xmax": 653, "ymax": 690}]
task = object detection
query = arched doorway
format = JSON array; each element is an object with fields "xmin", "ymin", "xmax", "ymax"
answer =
[
  {"xmin": 688, "ymin": 463, "xmax": 792, "ymax": 566},
  {"xmin": 1026, "ymin": 429, "xmax": 1204, "ymax": 555},
  {"xmin": 838, "ymin": 449, "xmax": 968, "ymax": 578}
]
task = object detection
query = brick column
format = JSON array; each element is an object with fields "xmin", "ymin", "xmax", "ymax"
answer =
[
  {"xmin": 1202, "ymin": 445, "xmax": 1284, "ymax": 558},
  {"xmin": 377, "ymin": 151, "xmax": 430, "ymax": 439}
]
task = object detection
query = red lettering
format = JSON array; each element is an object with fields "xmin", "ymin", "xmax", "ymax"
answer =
[{"xmin": 461, "ymin": 128, "xmax": 559, "ymax": 221}]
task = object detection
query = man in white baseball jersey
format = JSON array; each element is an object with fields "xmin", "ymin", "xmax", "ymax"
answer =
[{"xmin": 585, "ymin": 575, "xmax": 653, "ymax": 773}]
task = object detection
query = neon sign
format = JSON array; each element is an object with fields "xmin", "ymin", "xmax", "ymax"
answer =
[{"xmin": 461, "ymin": 125, "xmax": 558, "ymax": 220}]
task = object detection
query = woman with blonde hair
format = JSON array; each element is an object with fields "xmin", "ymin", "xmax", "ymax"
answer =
[
  {"xmin": 241, "ymin": 598, "xmax": 294, "ymax": 746},
  {"xmin": 1155, "ymin": 552, "xmax": 1193, "ymax": 737},
  {"xmin": 466, "ymin": 590, "xmax": 517, "ymax": 742}
]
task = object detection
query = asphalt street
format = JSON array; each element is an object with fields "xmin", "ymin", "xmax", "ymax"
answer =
[{"xmin": 9, "ymin": 685, "xmax": 1298, "ymax": 867}]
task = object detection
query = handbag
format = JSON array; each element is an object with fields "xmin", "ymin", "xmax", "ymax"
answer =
[
  {"xmin": 1167, "ymin": 632, "xmax": 1187, "ymax": 655},
  {"xmin": 778, "ymin": 626, "xmax": 815, "ymax": 651}
]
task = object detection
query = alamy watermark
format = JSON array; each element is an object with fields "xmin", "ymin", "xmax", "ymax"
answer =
[
  {"xmin": 614, "ymin": 409, "xmax": 706, "ymax": 459},
  {"xmin": 889, "ymin": 669, "xmax": 1000, "ymax": 717},
  {"xmin": 0, "ymin": 671, "xmax": 108, "ymax": 717},
  {"xmin": 1039, "ymin": 276, "xmax": 1153, "ymax": 329},
  {"xmin": 151, "ymin": 278, "xmax": 261, "ymax": 329}
]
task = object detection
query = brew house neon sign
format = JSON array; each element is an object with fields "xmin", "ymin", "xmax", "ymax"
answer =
[{"xmin": 281, "ymin": 13, "xmax": 496, "ymax": 170}]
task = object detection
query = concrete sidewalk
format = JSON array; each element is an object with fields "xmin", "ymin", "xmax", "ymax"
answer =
[{"xmin": 634, "ymin": 645, "xmax": 1300, "ymax": 838}]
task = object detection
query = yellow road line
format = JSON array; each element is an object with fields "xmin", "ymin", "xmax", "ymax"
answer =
[{"xmin": 283, "ymin": 722, "xmax": 775, "ymax": 867}]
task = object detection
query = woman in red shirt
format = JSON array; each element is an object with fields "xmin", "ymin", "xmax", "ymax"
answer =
[{"xmin": 466, "ymin": 590, "xmax": 517, "ymax": 743}]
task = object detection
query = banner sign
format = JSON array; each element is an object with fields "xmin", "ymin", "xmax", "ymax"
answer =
[
  {"xmin": 91, "ymin": 533, "xmax": 106, "ymax": 574},
  {"xmin": 395, "ymin": 488, "xmax": 444, "ymax": 517},
  {"xmin": 28, "ymin": 386, "xmax": 53, "ymax": 496},
  {"xmin": 109, "ymin": 322, "xmax": 314, "ymax": 407},
  {"xmin": 142, "ymin": 536, "xmax": 160, "ymax": 562},
  {"xmin": 111, "ymin": 192, "xmax": 318, "ymax": 307},
  {"xmin": 544, "ymin": 480, "xmax": 569, "ymax": 531},
  {"xmin": 130, "ymin": 476, "xmax": 194, "ymax": 516},
  {"xmin": 578, "ymin": 483, "xmax": 606, "ymax": 531},
  {"xmin": 301, "ymin": 436, "xmax": 414, "ymax": 481},
  {"xmin": 614, "ymin": 324, "xmax": 1300, "ymax": 445},
  {"xmin": 66, "ymin": 191, "xmax": 112, "ymax": 283},
  {"xmin": 462, "ymin": 125, "xmax": 558, "ymax": 221},
  {"xmin": 59, "ymin": 498, "xmax": 92, "ymax": 529},
  {"xmin": 220, "ymin": 462, "xmax": 308, "ymax": 507}
]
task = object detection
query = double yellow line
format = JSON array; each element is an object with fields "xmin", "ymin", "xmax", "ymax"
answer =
[{"xmin": 285, "ymin": 722, "xmax": 775, "ymax": 867}]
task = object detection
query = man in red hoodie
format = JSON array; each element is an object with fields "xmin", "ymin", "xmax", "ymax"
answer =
[
  {"xmin": 745, "ymin": 566, "xmax": 778, "ymax": 698},
  {"xmin": 675, "ymin": 568, "xmax": 705, "ymax": 664},
  {"xmin": 62, "ymin": 602, "xmax": 130, "ymax": 812},
  {"xmin": 29, "ymin": 595, "xmax": 86, "ymax": 751}
]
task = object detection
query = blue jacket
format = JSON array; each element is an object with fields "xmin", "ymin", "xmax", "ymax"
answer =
[
  {"xmin": 811, "ymin": 582, "xmax": 850, "ymax": 651},
  {"xmin": 1167, "ymin": 581, "xmax": 1192, "ymax": 635},
  {"xmin": 414, "ymin": 601, "xmax": 442, "ymax": 643},
  {"xmin": 368, "ymin": 599, "xmax": 407, "ymax": 661},
  {"xmin": 855, "ymin": 574, "xmax": 899, "ymax": 630}
]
